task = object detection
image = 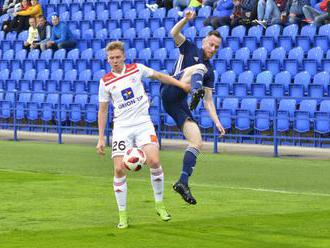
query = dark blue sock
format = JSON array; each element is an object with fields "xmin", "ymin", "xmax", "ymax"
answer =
[
  {"xmin": 180, "ymin": 147, "xmax": 200, "ymax": 185},
  {"xmin": 191, "ymin": 72, "xmax": 203, "ymax": 91}
]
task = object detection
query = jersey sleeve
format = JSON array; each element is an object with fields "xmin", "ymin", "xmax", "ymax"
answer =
[
  {"xmin": 203, "ymin": 69, "xmax": 215, "ymax": 89},
  {"xmin": 98, "ymin": 79, "xmax": 110, "ymax": 102},
  {"xmin": 137, "ymin": 63, "xmax": 154, "ymax": 78}
]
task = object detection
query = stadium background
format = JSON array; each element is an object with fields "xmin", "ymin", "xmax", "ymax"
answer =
[{"xmin": 0, "ymin": 1, "xmax": 330, "ymax": 247}]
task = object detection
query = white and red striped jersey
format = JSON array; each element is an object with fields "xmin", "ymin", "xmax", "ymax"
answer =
[{"xmin": 99, "ymin": 63, "xmax": 154, "ymax": 127}]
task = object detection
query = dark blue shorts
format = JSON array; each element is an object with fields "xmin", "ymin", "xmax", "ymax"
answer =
[{"xmin": 160, "ymin": 84, "xmax": 194, "ymax": 130}]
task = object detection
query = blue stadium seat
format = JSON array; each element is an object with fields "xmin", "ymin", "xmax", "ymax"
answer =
[
  {"xmin": 80, "ymin": 48, "xmax": 93, "ymax": 60},
  {"xmin": 269, "ymin": 47, "xmax": 286, "ymax": 68},
  {"xmin": 23, "ymin": 69, "xmax": 37, "ymax": 82},
  {"xmin": 235, "ymin": 98, "xmax": 257, "ymax": 131},
  {"xmin": 296, "ymin": 25, "xmax": 316, "ymax": 53},
  {"xmin": 18, "ymin": 80, "xmax": 30, "ymax": 91},
  {"xmin": 0, "ymin": 100, "xmax": 11, "ymax": 119},
  {"xmin": 277, "ymin": 99, "xmax": 296, "ymax": 132},
  {"xmin": 40, "ymin": 49, "xmax": 53, "ymax": 60},
  {"xmin": 40, "ymin": 103, "xmax": 53, "ymax": 122},
  {"xmin": 31, "ymin": 79, "xmax": 43, "ymax": 91},
  {"xmin": 27, "ymin": 49, "xmax": 40, "ymax": 60},
  {"xmin": 313, "ymin": 71, "xmax": 330, "ymax": 95},
  {"xmin": 294, "ymin": 99, "xmax": 317, "ymax": 133},
  {"xmin": 48, "ymin": 60, "xmax": 60, "ymax": 73},
  {"xmin": 184, "ymin": 26, "xmax": 197, "ymax": 40},
  {"xmin": 252, "ymin": 70, "xmax": 273, "ymax": 96},
  {"xmin": 26, "ymin": 102, "xmax": 39, "ymax": 121},
  {"xmin": 64, "ymin": 69, "xmax": 78, "ymax": 82},
  {"xmin": 294, "ymin": 71, "xmax": 311, "ymax": 93},
  {"xmin": 3, "ymin": 49, "xmax": 14, "ymax": 60},
  {"xmin": 306, "ymin": 46, "xmax": 324, "ymax": 68},
  {"xmin": 45, "ymin": 93, "xmax": 59, "ymax": 106},
  {"xmin": 234, "ymin": 47, "xmax": 250, "ymax": 67},
  {"xmin": 220, "ymin": 70, "xmax": 236, "ymax": 92},
  {"xmin": 255, "ymin": 99, "xmax": 275, "ymax": 132},
  {"xmin": 62, "ymin": 59, "xmax": 73, "ymax": 73},
  {"xmin": 31, "ymin": 92, "xmax": 45, "ymax": 105},
  {"xmin": 216, "ymin": 25, "xmax": 230, "ymax": 45},
  {"xmin": 236, "ymin": 70, "xmax": 254, "ymax": 94},
  {"xmin": 74, "ymin": 93, "xmax": 88, "ymax": 108},
  {"xmin": 73, "ymin": 81, "xmax": 86, "ymax": 93},
  {"xmin": 10, "ymin": 68, "xmax": 23, "ymax": 81},
  {"xmin": 85, "ymin": 103, "xmax": 98, "ymax": 123},
  {"xmin": 88, "ymin": 81, "xmax": 99, "ymax": 95},
  {"xmin": 37, "ymin": 69, "xmax": 50, "ymax": 81},
  {"xmin": 79, "ymin": 69, "xmax": 92, "ymax": 82},
  {"xmin": 278, "ymin": 24, "xmax": 298, "ymax": 52},
  {"xmin": 217, "ymin": 47, "xmax": 233, "ymax": 64},
  {"xmin": 0, "ymin": 69, "xmax": 10, "ymax": 81}
]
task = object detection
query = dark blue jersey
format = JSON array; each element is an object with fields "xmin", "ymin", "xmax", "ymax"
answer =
[{"xmin": 172, "ymin": 39, "xmax": 215, "ymax": 89}]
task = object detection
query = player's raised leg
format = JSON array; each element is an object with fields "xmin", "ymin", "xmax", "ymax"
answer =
[
  {"xmin": 113, "ymin": 156, "xmax": 128, "ymax": 228},
  {"xmin": 173, "ymin": 120, "xmax": 202, "ymax": 205},
  {"xmin": 142, "ymin": 143, "xmax": 171, "ymax": 221}
]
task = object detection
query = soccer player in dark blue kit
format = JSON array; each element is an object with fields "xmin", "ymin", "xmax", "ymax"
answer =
[{"xmin": 161, "ymin": 10, "xmax": 226, "ymax": 205}]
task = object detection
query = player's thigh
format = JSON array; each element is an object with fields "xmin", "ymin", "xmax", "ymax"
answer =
[
  {"xmin": 141, "ymin": 143, "xmax": 160, "ymax": 169},
  {"xmin": 180, "ymin": 64, "xmax": 208, "ymax": 84},
  {"xmin": 182, "ymin": 120, "xmax": 203, "ymax": 149},
  {"xmin": 111, "ymin": 126, "xmax": 133, "ymax": 158}
]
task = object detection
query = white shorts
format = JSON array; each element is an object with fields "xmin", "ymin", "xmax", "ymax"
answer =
[{"xmin": 111, "ymin": 121, "xmax": 159, "ymax": 158}]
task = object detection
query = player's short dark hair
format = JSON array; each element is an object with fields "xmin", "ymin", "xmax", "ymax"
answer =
[{"xmin": 207, "ymin": 30, "xmax": 221, "ymax": 39}]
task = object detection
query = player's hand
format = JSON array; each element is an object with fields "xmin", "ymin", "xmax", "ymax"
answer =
[
  {"xmin": 185, "ymin": 10, "xmax": 196, "ymax": 21},
  {"xmin": 217, "ymin": 124, "xmax": 226, "ymax": 137},
  {"xmin": 96, "ymin": 139, "xmax": 106, "ymax": 156},
  {"xmin": 182, "ymin": 83, "xmax": 191, "ymax": 93}
]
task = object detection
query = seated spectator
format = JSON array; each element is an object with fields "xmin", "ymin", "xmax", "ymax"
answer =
[
  {"xmin": 284, "ymin": 0, "xmax": 310, "ymax": 24},
  {"xmin": 203, "ymin": 0, "xmax": 234, "ymax": 28},
  {"xmin": 146, "ymin": 0, "xmax": 173, "ymax": 11},
  {"xmin": 255, "ymin": 0, "xmax": 287, "ymax": 27},
  {"xmin": 303, "ymin": 0, "xmax": 329, "ymax": 26},
  {"xmin": 23, "ymin": 16, "xmax": 38, "ymax": 50},
  {"xmin": 0, "ymin": 0, "xmax": 20, "ymax": 16},
  {"xmin": 173, "ymin": 0, "xmax": 191, "ymax": 10},
  {"xmin": 231, "ymin": 0, "xmax": 256, "ymax": 27},
  {"xmin": 46, "ymin": 13, "xmax": 76, "ymax": 50},
  {"xmin": 204, "ymin": 0, "xmax": 221, "ymax": 8},
  {"xmin": 1, "ymin": 0, "xmax": 30, "ymax": 33},
  {"xmin": 11, "ymin": 0, "xmax": 43, "ymax": 33},
  {"xmin": 31, "ymin": 15, "xmax": 51, "ymax": 51}
]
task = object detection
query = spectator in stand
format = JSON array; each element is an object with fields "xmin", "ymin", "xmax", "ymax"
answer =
[
  {"xmin": 46, "ymin": 13, "xmax": 76, "ymax": 50},
  {"xmin": 23, "ymin": 16, "xmax": 38, "ymax": 49},
  {"xmin": 204, "ymin": 0, "xmax": 221, "ymax": 8},
  {"xmin": 203, "ymin": 0, "xmax": 234, "ymax": 28},
  {"xmin": 31, "ymin": 15, "xmax": 51, "ymax": 51},
  {"xmin": 1, "ymin": 0, "xmax": 30, "ymax": 33},
  {"xmin": 284, "ymin": 0, "xmax": 310, "ymax": 24},
  {"xmin": 146, "ymin": 0, "xmax": 173, "ymax": 11},
  {"xmin": 11, "ymin": 0, "xmax": 42, "ymax": 33},
  {"xmin": 303, "ymin": 0, "xmax": 330, "ymax": 26},
  {"xmin": 0, "ymin": 0, "xmax": 20, "ymax": 16},
  {"xmin": 231, "ymin": 0, "xmax": 256, "ymax": 27},
  {"xmin": 254, "ymin": 0, "xmax": 287, "ymax": 27}
]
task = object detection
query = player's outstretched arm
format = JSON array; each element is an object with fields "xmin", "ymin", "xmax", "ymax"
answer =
[
  {"xmin": 151, "ymin": 71, "xmax": 191, "ymax": 93},
  {"xmin": 203, "ymin": 88, "xmax": 226, "ymax": 136},
  {"xmin": 170, "ymin": 10, "xmax": 196, "ymax": 46},
  {"xmin": 96, "ymin": 102, "xmax": 108, "ymax": 155}
]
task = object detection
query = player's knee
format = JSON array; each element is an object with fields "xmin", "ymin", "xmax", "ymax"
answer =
[
  {"xmin": 147, "ymin": 157, "xmax": 160, "ymax": 168},
  {"xmin": 189, "ymin": 139, "xmax": 203, "ymax": 151},
  {"xmin": 114, "ymin": 166, "xmax": 125, "ymax": 177}
]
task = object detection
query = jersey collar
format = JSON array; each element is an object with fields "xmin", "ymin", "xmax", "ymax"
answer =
[{"xmin": 111, "ymin": 64, "xmax": 126, "ymax": 76}]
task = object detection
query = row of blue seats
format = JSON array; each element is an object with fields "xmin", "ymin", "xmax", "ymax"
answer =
[{"xmin": 1, "ymin": 97, "xmax": 329, "ymax": 134}]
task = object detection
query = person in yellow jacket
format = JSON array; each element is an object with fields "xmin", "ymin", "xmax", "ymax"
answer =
[{"xmin": 12, "ymin": 0, "xmax": 43, "ymax": 33}]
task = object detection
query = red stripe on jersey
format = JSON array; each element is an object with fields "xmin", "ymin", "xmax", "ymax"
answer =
[
  {"xmin": 125, "ymin": 63, "xmax": 137, "ymax": 73},
  {"xmin": 104, "ymin": 69, "xmax": 139, "ymax": 86},
  {"xmin": 102, "ymin": 72, "xmax": 116, "ymax": 83}
]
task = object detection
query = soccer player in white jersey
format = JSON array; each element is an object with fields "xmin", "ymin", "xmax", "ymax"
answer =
[{"xmin": 96, "ymin": 41, "xmax": 190, "ymax": 229}]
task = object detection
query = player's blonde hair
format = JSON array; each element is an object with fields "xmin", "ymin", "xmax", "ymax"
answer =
[{"xmin": 106, "ymin": 41, "xmax": 125, "ymax": 54}]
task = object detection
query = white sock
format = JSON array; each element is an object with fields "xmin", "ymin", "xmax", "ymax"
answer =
[
  {"xmin": 150, "ymin": 166, "xmax": 164, "ymax": 202},
  {"xmin": 113, "ymin": 176, "xmax": 127, "ymax": 211}
]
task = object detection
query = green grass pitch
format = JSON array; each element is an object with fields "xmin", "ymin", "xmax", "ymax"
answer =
[{"xmin": 0, "ymin": 140, "xmax": 329, "ymax": 248}]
